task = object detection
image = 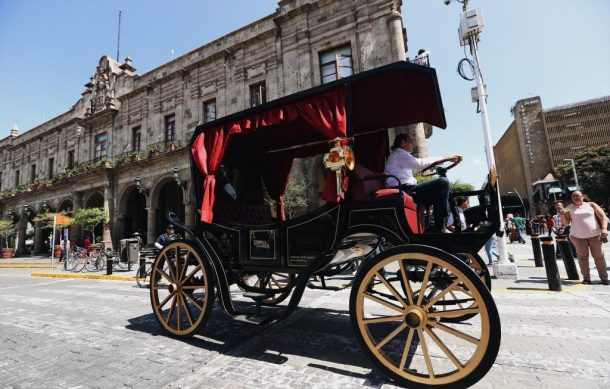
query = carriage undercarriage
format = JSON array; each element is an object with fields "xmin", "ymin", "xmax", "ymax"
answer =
[{"xmin": 147, "ymin": 61, "xmax": 501, "ymax": 388}]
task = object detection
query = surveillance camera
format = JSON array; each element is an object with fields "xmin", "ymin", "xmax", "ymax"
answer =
[{"xmin": 444, "ymin": 0, "xmax": 451, "ymax": 5}]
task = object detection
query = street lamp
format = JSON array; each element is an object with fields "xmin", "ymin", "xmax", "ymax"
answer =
[
  {"xmin": 135, "ymin": 176, "xmax": 149, "ymax": 196},
  {"xmin": 173, "ymin": 168, "xmax": 186, "ymax": 189},
  {"xmin": 445, "ymin": 0, "xmax": 517, "ymax": 278},
  {"xmin": 508, "ymin": 189, "xmax": 527, "ymax": 218},
  {"xmin": 563, "ymin": 158, "xmax": 580, "ymax": 190}
]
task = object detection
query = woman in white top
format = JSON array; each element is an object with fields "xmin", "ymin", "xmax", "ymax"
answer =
[
  {"xmin": 384, "ymin": 133, "xmax": 462, "ymax": 232},
  {"xmin": 558, "ymin": 191, "xmax": 608, "ymax": 285}
]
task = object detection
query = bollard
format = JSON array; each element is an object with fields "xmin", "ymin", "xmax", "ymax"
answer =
[
  {"xmin": 106, "ymin": 257, "xmax": 113, "ymax": 275},
  {"xmin": 139, "ymin": 255, "xmax": 146, "ymax": 278},
  {"xmin": 530, "ymin": 233, "xmax": 543, "ymax": 267},
  {"xmin": 540, "ymin": 236, "xmax": 561, "ymax": 291},
  {"xmin": 556, "ymin": 234, "xmax": 579, "ymax": 280}
]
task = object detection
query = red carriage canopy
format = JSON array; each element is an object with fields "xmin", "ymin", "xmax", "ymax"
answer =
[{"xmin": 191, "ymin": 61, "xmax": 446, "ymax": 223}]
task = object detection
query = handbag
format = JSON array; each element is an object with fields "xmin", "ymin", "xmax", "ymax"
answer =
[{"xmin": 591, "ymin": 202, "xmax": 609, "ymax": 243}]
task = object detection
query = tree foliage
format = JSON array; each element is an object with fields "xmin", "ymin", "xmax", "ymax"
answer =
[
  {"xmin": 0, "ymin": 219, "xmax": 16, "ymax": 249},
  {"xmin": 72, "ymin": 208, "xmax": 107, "ymax": 243},
  {"xmin": 556, "ymin": 145, "xmax": 610, "ymax": 205},
  {"xmin": 415, "ymin": 172, "xmax": 475, "ymax": 192},
  {"xmin": 32, "ymin": 212, "xmax": 73, "ymax": 230}
]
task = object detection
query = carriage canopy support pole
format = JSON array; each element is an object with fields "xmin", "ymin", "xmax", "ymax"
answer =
[{"xmin": 453, "ymin": 0, "xmax": 517, "ymax": 278}]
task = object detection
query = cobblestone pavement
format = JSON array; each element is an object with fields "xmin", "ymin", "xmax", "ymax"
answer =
[{"xmin": 0, "ymin": 238, "xmax": 609, "ymax": 388}]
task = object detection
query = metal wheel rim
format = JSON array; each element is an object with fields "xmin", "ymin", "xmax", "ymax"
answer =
[
  {"xmin": 354, "ymin": 252, "xmax": 491, "ymax": 386},
  {"xmin": 151, "ymin": 242, "xmax": 211, "ymax": 336}
]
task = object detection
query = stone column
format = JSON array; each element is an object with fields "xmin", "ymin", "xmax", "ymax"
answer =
[
  {"xmin": 387, "ymin": 11, "xmax": 406, "ymax": 62},
  {"xmin": 34, "ymin": 220, "xmax": 44, "ymax": 254},
  {"xmin": 184, "ymin": 182, "xmax": 195, "ymax": 240},
  {"xmin": 102, "ymin": 173, "xmax": 114, "ymax": 250},
  {"xmin": 146, "ymin": 207, "xmax": 157, "ymax": 248},
  {"xmin": 15, "ymin": 210, "xmax": 27, "ymax": 256},
  {"xmin": 72, "ymin": 191, "xmax": 84, "ymax": 242}
]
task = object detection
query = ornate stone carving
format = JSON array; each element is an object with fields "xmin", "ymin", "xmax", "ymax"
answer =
[{"xmin": 87, "ymin": 56, "xmax": 117, "ymax": 115}]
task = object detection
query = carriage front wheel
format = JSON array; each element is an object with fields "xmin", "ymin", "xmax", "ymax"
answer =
[
  {"xmin": 150, "ymin": 240, "xmax": 215, "ymax": 337},
  {"xmin": 349, "ymin": 245, "xmax": 500, "ymax": 388}
]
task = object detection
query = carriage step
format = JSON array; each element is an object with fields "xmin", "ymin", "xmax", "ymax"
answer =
[
  {"xmin": 233, "ymin": 314, "xmax": 275, "ymax": 326},
  {"xmin": 243, "ymin": 291, "xmax": 275, "ymax": 301}
]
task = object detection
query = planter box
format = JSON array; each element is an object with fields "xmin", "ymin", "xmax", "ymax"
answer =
[{"xmin": 2, "ymin": 249, "xmax": 14, "ymax": 259}]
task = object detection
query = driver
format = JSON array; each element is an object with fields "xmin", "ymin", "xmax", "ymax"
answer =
[{"xmin": 384, "ymin": 133, "xmax": 462, "ymax": 233}]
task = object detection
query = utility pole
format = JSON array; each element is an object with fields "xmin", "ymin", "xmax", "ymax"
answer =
[{"xmin": 446, "ymin": 0, "xmax": 517, "ymax": 278}]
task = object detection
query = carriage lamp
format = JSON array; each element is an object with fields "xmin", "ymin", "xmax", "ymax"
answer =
[
  {"xmin": 323, "ymin": 138, "xmax": 356, "ymax": 196},
  {"xmin": 173, "ymin": 168, "xmax": 187, "ymax": 189},
  {"xmin": 135, "ymin": 176, "xmax": 149, "ymax": 196}
]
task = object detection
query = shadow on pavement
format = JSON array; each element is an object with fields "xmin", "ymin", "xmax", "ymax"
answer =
[{"xmin": 126, "ymin": 301, "xmax": 393, "ymax": 385}]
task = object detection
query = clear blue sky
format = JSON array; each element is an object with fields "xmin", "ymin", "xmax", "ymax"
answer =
[{"xmin": 1, "ymin": 0, "xmax": 609, "ymax": 187}]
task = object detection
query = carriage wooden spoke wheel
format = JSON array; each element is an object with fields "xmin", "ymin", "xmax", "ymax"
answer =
[
  {"xmin": 350, "ymin": 246, "xmax": 500, "ymax": 388},
  {"xmin": 150, "ymin": 241, "xmax": 214, "ymax": 336}
]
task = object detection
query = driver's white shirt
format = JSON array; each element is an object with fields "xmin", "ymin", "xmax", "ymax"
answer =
[{"xmin": 384, "ymin": 148, "xmax": 438, "ymax": 187}]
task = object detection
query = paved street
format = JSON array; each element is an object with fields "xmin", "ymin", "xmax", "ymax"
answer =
[{"xmin": 0, "ymin": 238, "xmax": 609, "ymax": 389}]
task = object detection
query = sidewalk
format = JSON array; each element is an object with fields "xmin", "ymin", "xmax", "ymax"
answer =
[{"xmin": 0, "ymin": 255, "xmax": 139, "ymax": 281}]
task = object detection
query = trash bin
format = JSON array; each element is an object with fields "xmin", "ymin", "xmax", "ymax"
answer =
[{"xmin": 120, "ymin": 238, "xmax": 140, "ymax": 264}]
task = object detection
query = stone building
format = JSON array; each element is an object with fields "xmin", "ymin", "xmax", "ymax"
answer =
[
  {"xmin": 0, "ymin": 0, "xmax": 435, "ymax": 255},
  {"xmin": 494, "ymin": 95, "xmax": 610, "ymax": 215}
]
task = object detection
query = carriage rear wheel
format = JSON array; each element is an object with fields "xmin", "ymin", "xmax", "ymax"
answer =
[
  {"xmin": 350, "ymin": 245, "xmax": 500, "ymax": 388},
  {"xmin": 150, "ymin": 240, "xmax": 215, "ymax": 337}
]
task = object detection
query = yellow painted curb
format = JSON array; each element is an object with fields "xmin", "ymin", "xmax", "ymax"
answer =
[{"xmin": 31, "ymin": 273, "xmax": 135, "ymax": 281}]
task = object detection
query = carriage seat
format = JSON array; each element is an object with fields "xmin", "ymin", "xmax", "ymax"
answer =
[{"xmin": 349, "ymin": 164, "xmax": 423, "ymax": 233}]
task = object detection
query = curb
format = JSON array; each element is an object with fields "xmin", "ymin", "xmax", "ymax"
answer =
[{"xmin": 31, "ymin": 273, "xmax": 135, "ymax": 282}]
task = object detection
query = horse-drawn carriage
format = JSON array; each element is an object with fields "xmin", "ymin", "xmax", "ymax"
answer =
[{"xmin": 149, "ymin": 61, "xmax": 501, "ymax": 388}]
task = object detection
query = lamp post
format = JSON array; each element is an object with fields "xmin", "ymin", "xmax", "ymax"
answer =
[
  {"xmin": 508, "ymin": 189, "xmax": 527, "ymax": 218},
  {"xmin": 563, "ymin": 158, "xmax": 580, "ymax": 190},
  {"xmin": 445, "ymin": 0, "xmax": 517, "ymax": 278}
]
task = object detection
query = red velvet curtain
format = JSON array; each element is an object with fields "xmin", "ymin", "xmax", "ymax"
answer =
[{"xmin": 192, "ymin": 88, "xmax": 346, "ymax": 223}]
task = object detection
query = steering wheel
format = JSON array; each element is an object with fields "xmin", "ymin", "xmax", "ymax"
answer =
[{"xmin": 420, "ymin": 158, "xmax": 461, "ymax": 177}]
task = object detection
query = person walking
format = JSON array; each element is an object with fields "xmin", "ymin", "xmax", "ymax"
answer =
[
  {"xmin": 513, "ymin": 213, "xmax": 526, "ymax": 244},
  {"xmin": 558, "ymin": 191, "xmax": 608, "ymax": 285},
  {"xmin": 546, "ymin": 214, "xmax": 555, "ymax": 237},
  {"xmin": 484, "ymin": 234, "xmax": 500, "ymax": 265}
]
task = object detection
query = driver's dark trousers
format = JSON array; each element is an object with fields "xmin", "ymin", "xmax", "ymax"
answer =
[{"xmin": 402, "ymin": 177, "xmax": 450, "ymax": 232}]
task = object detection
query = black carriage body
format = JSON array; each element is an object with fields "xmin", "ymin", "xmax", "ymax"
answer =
[{"xmin": 188, "ymin": 60, "xmax": 499, "ymax": 275}]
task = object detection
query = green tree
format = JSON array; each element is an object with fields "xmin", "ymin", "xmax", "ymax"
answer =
[
  {"xmin": 415, "ymin": 172, "xmax": 474, "ymax": 192},
  {"xmin": 0, "ymin": 218, "xmax": 16, "ymax": 249},
  {"xmin": 72, "ymin": 208, "xmax": 107, "ymax": 244},
  {"xmin": 32, "ymin": 212, "xmax": 73, "ymax": 231},
  {"xmin": 556, "ymin": 145, "xmax": 610, "ymax": 204}
]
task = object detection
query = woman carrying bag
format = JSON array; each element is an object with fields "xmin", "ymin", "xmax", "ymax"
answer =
[{"xmin": 558, "ymin": 191, "xmax": 608, "ymax": 285}]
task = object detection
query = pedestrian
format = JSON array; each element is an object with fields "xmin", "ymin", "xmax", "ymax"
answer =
[
  {"xmin": 513, "ymin": 213, "xmax": 527, "ymax": 244},
  {"xmin": 558, "ymin": 191, "xmax": 608, "ymax": 285},
  {"xmin": 413, "ymin": 48, "xmax": 430, "ymax": 66},
  {"xmin": 83, "ymin": 236, "xmax": 91, "ymax": 250},
  {"xmin": 484, "ymin": 234, "xmax": 500, "ymax": 265},
  {"xmin": 546, "ymin": 214, "xmax": 555, "ymax": 237},
  {"xmin": 155, "ymin": 224, "xmax": 182, "ymax": 249}
]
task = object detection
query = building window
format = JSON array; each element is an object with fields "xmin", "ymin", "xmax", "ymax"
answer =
[
  {"xmin": 165, "ymin": 114, "xmax": 176, "ymax": 142},
  {"xmin": 250, "ymin": 82, "xmax": 266, "ymax": 107},
  {"xmin": 30, "ymin": 164, "xmax": 36, "ymax": 183},
  {"xmin": 319, "ymin": 45, "xmax": 353, "ymax": 84},
  {"xmin": 48, "ymin": 158, "xmax": 54, "ymax": 179},
  {"xmin": 67, "ymin": 150, "xmax": 75, "ymax": 169},
  {"xmin": 132, "ymin": 126, "xmax": 142, "ymax": 151},
  {"xmin": 94, "ymin": 132, "xmax": 108, "ymax": 161},
  {"xmin": 203, "ymin": 99, "xmax": 216, "ymax": 123},
  {"xmin": 15, "ymin": 170, "xmax": 19, "ymax": 186}
]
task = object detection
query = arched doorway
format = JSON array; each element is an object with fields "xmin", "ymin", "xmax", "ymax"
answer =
[
  {"xmin": 58, "ymin": 199, "xmax": 73, "ymax": 214},
  {"xmin": 123, "ymin": 188, "xmax": 147, "ymax": 243},
  {"xmin": 84, "ymin": 192, "xmax": 104, "ymax": 242},
  {"xmin": 156, "ymin": 182, "xmax": 184, "ymax": 237}
]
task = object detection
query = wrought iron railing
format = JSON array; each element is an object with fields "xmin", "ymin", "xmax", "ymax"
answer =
[{"xmin": 410, "ymin": 54, "xmax": 430, "ymax": 67}]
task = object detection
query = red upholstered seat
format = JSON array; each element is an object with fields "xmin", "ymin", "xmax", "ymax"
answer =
[{"xmin": 349, "ymin": 164, "xmax": 423, "ymax": 233}]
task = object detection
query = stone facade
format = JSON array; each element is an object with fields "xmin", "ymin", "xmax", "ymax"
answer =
[
  {"xmin": 494, "ymin": 95, "xmax": 610, "ymax": 215},
  {"xmin": 0, "ymin": 0, "xmax": 423, "ymax": 255}
]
